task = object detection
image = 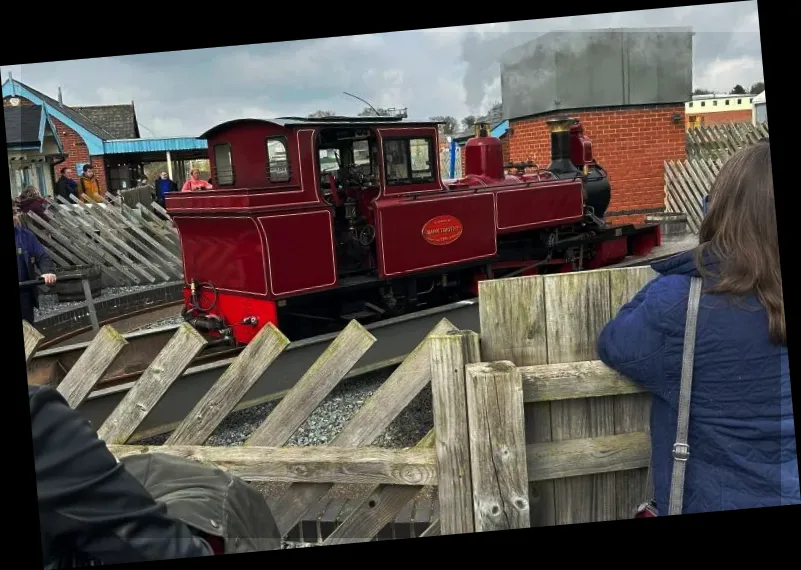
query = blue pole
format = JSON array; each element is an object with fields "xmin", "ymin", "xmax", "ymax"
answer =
[{"xmin": 449, "ymin": 138, "xmax": 456, "ymax": 179}]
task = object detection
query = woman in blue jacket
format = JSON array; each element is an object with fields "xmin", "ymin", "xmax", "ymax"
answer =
[{"xmin": 597, "ymin": 139, "xmax": 799, "ymax": 515}]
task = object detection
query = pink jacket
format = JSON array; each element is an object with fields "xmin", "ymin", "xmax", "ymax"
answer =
[{"xmin": 181, "ymin": 179, "xmax": 212, "ymax": 192}]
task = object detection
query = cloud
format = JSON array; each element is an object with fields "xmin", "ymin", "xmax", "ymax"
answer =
[{"xmin": 2, "ymin": 2, "xmax": 763, "ymax": 137}]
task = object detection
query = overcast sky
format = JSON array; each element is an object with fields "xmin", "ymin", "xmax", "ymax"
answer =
[{"xmin": 2, "ymin": 2, "xmax": 761, "ymax": 138}]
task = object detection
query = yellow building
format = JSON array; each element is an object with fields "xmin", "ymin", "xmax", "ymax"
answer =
[{"xmin": 685, "ymin": 93, "xmax": 755, "ymax": 128}]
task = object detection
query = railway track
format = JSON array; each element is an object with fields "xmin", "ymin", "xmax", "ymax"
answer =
[{"xmin": 28, "ymin": 234, "xmax": 697, "ymax": 442}]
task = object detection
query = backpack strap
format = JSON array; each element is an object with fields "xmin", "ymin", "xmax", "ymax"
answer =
[{"xmin": 668, "ymin": 276, "xmax": 703, "ymax": 515}]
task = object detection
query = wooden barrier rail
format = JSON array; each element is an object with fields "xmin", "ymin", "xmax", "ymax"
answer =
[
  {"xmin": 22, "ymin": 265, "xmax": 660, "ymax": 542},
  {"xmin": 19, "ymin": 189, "xmax": 180, "ymax": 287}
]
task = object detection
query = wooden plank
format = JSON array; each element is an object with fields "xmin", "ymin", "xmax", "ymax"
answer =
[
  {"xmin": 465, "ymin": 361, "xmax": 529, "ymax": 531},
  {"xmin": 24, "ymin": 213, "xmax": 91, "ymax": 267},
  {"xmin": 91, "ymin": 201, "xmax": 183, "ymax": 278},
  {"xmin": 56, "ymin": 203, "xmax": 145, "ymax": 284},
  {"xmin": 271, "ymin": 318, "xmax": 457, "ymax": 536},
  {"xmin": 84, "ymin": 205, "xmax": 169, "ymax": 282},
  {"xmin": 526, "ymin": 433, "xmax": 650, "ymax": 481},
  {"xmin": 321, "ymin": 430, "xmax": 435, "ymax": 545},
  {"xmin": 48, "ymin": 206, "xmax": 137, "ymax": 285},
  {"xmin": 429, "ymin": 331, "xmax": 478, "ymax": 534},
  {"xmin": 109, "ymin": 445, "xmax": 437, "ymax": 486},
  {"xmin": 521, "ymin": 361, "xmax": 644, "ymax": 402},
  {"xmin": 93, "ymin": 207, "xmax": 181, "ymax": 279},
  {"xmin": 608, "ymin": 267, "xmax": 655, "ymax": 519},
  {"xmin": 97, "ymin": 323, "xmax": 207, "ymax": 444},
  {"xmin": 166, "ymin": 323, "xmax": 290, "ymax": 445},
  {"xmin": 665, "ymin": 163, "xmax": 702, "ymax": 232},
  {"xmin": 477, "ymin": 274, "xmax": 554, "ymax": 527},
  {"xmin": 23, "ymin": 321, "xmax": 44, "ymax": 363},
  {"xmin": 68, "ymin": 197, "xmax": 156, "ymax": 283},
  {"xmin": 133, "ymin": 204, "xmax": 181, "ymax": 251},
  {"xmin": 543, "ymin": 269, "xmax": 614, "ymax": 525},
  {"xmin": 420, "ymin": 518, "xmax": 440, "ymax": 537},
  {"xmin": 57, "ymin": 325, "xmax": 128, "ymax": 409},
  {"xmin": 246, "ymin": 320, "xmax": 376, "ymax": 447}
]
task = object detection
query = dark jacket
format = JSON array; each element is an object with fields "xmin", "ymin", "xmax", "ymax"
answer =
[
  {"xmin": 154, "ymin": 178, "xmax": 178, "ymax": 203},
  {"xmin": 29, "ymin": 386, "xmax": 213, "ymax": 568},
  {"xmin": 597, "ymin": 249, "xmax": 800, "ymax": 514},
  {"xmin": 121, "ymin": 453, "xmax": 282, "ymax": 555},
  {"xmin": 54, "ymin": 176, "xmax": 78, "ymax": 201},
  {"xmin": 15, "ymin": 224, "xmax": 54, "ymax": 307}
]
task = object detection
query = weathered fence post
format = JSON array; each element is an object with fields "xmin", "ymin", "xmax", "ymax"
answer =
[
  {"xmin": 464, "ymin": 361, "xmax": 530, "ymax": 531},
  {"xmin": 22, "ymin": 321, "xmax": 44, "ymax": 363},
  {"xmin": 429, "ymin": 330, "xmax": 481, "ymax": 535}
]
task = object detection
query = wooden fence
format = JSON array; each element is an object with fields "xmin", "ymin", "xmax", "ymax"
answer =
[
  {"xmin": 686, "ymin": 121, "xmax": 768, "ymax": 161},
  {"xmin": 667, "ymin": 121, "xmax": 769, "ymax": 234},
  {"xmin": 22, "ymin": 264, "xmax": 658, "ymax": 543},
  {"xmin": 19, "ymin": 190, "xmax": 182, "ymax": 288}
]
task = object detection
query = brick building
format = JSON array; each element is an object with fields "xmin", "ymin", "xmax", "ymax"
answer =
[
  {"xmin": 506, "ymin": 104, "xmax": 687, "ymax": 226},
  {"xmin": 4, "ymin": 76, "xmax": 208, "ymax": 199},
  {"xmin": 4, "ymin": 77, "xmax": 140, "ymax": 197}
]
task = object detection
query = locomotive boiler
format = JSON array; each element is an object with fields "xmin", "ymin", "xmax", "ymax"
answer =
[{"xmin": 164, "ymin": 114, "xmax": 661, "ymax": 344}]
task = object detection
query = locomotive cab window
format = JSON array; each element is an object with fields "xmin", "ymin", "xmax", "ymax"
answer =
[
  {"xmin": 315, "ymin": 127, "xmax": 379, "ymax": 190},
  {"xmin": 214, "ymin": 143, "xmax": 234, "ymax": 186},
  {"xmin": 266, "ymin": 136, "xmax": 291, "ymax": 183},
  {"xmin": 383, "ymin": 137, "xmax": 435, "ymax": 185}
]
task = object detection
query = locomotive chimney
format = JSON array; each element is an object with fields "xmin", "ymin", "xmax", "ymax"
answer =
[
  {"xmin": 464, "ymin": 122, "xmax": 504, "ymax": 180},
  {"xmin": 546, "ymin": 116, "xmax": 579, "ymax": 175}
]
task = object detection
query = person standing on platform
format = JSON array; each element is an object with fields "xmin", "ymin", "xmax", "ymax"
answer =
[
  {"xmin": 14, "ymin": 206, "xmax": 56, "ymax": 324},
  {"xmin": 154, "ymin": 171, "xmax": 178, "ymax": 208},
  {"xmin": 77, "ymin": 164, "xmax": 104, "ymax": 202},
  {"xmin": 54, "ymin": 167, "xmax": 78, "ymax": 201}
]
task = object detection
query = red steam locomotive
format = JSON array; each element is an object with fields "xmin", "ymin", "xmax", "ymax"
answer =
[{"xmin": 164, "ymin": 114, "xmax": 661, "ymax": 344}]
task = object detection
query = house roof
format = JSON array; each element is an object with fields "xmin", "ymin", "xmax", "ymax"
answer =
[
  {"xmin": 4, "ymin": 79, "xmax": 118, "ymax": 140},
  {"xmin": 73, "ymin": 104, "xmax": 140, "ymax": 139},
  {"xmin": 4, "ymin": 104, "xmax": 42, "ymax": 145}
]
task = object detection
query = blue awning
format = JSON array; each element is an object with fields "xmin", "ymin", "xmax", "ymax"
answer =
[{"xmin": 103, "ymin": 137, "xmax": 208, "ymax": 154}]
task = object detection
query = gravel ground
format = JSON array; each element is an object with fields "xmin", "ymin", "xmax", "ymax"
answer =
[
  {"xmin": 33, "ymin": 285, "xmax": 161, "ymax": 321},
  {"xmin": 139, "ymin": 369, "xmax": 434, "ymax": 449},
  {"xmin": 130, "ymin": 315, "xmax": 185, "ymax": 331}
]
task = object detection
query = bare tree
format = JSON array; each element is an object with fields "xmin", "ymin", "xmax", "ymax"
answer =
[
  {"xmin": 462, "ymin": 115, "xmax": 477, "ymax": 130},
  {"xmin": 693, "ymin": 88, "xmax": 713, "ymax": 96},
  {"xmin": 358, "ymin": 107, "xmax": 391, "ymax": 117},
  {"xmin": 308, "ymin": 110, "xmax": 337, "ymax": 118},
  {"xmin": 430, "ymin": 116, "xmax": 459, "ymax": 136}
]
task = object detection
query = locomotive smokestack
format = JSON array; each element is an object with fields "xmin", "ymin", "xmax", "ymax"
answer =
[{"xmin": 546, "ymin": 116, "xmax": 579, "ymax": 175}]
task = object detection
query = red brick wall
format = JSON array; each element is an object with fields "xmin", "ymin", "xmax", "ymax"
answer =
[
  {"xmin": 508, "ymin": 105, "xmax": 687, "ymax": 225},
  {"xmin": 687, "ymin": 109, "xmax": 752, "ymax": 127},
  {"xmin": 5, "ymin": 96, "xmax": 109, "ymax": 193}
]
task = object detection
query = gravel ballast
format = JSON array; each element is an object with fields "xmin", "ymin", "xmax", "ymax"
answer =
[{"xmin": 139, "ymin": 368, "xmax": 433, "ymax": 449}]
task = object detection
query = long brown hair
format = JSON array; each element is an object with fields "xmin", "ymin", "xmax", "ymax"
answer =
[{"xmin": 694, "ymin": 139, "xmax": 784, "ymax": 344}]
